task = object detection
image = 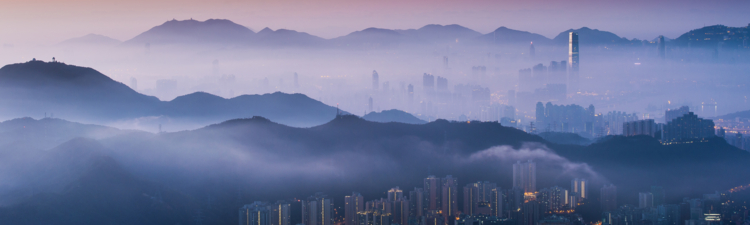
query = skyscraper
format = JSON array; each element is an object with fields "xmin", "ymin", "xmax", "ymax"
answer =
[
  {"xmin": 568, "ymin": 32, "xmax": 579, "ymax": 92},
  {"xmin": 658, "ymin": 35, "xmax": 666, "ymax": 59},
  {"xmin": 665, "ymin": 106, "xmax": 690, "ymax": 123},
  {"xmin": 388, "ymin": 187, "xmax": 403, "ymax": 201},
  {"xmin": 491, "ymin": 187, "xmax": 503, "ymax": 218},
  {"xmin": 270, "ymin": 201, "xmax": 291, "ymax": 225},
  {"xmin": 345, "ymin": 192, "xmax": 365, "ymax": 225},
  {"xmin": 529, "ymin": 42, "xmax": 536, "ymax": 59},
  {"xmin": 372, "ymin": 70, "xmax": 379, "ymax": 90},
  {"xmin": 513, "ymin": 160, "xmax": 536, "ymax": 192},
  {"xmin": 441, "ymin": 175, "xmax": 458, "ymax": 221},
  {"xmin": 424, "ymin": 176, "xmax": 442, "ymax": 211},
  {"xmin": 639, "ymin": 192, "xmax": 654, "ymax": 208},
  {"xmin": 601, "ymin": 185, "xmax": 617, "ymax": 212},
  {"xmin": 651, "ymin": 186, "xmax": 665, "ymax": 206},
  {"xmin": 303, "ymin": 193, "xmax": 333, "ymax": 225},
  {"xmin": 571, "ymin": 178, "xmax": 587, "ymax": 199},
  {"xmin": 241, "ymin": 201, "xmax": 271, "ymax": 225},
  {"xmin": 463, "ymin": 183, "xmax": 479, "ymax": 216},
  {"xmin": 409, "ymin": 188, "xmax": 425, "ymax": 217}
]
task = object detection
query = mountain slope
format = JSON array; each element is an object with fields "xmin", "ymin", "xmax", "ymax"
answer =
[
  {"xmin": 552, "ymin": 27, "xmax": 636, "ymax": 46},
  {"xmin": 123, "ymin": 18, "xmax": 255, "ymax": 46},
  {"xmin": 672, "ymin": 24, "xmax": 750, "ymax": 48},
  {"xmin": 0, "ymin": 61, "xmax": 341, "ymax": 127},
  {"xmin": 58, "ymin": 34, "xmax": 121, "ymax": 47},
  {"xmin": 363, "ymin": 109, "xmax": 426, "ymax": 124},
  {"xmin": 254, "ymin": 27, "xmax": 327, "ymax": 47},
  {"xmin": 479, "ymin": 26, "xmax": 552, "ymax": 45},
  {"xmin": 396, "ymin": 24, "xmax": 482, "ymax": 44}
]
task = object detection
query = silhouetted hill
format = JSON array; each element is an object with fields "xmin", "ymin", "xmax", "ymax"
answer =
[
  {"xmin": 58, "ymin": 34, "xmax": 121, "ymax": 46},
  {"xmin": 552, "ymin": 27, "xmax": 637, "ymax": 46},
  {"xmin": 363, "ymin": 109, "xmax": 426, "ymax": 124},
  {"xmin": 255, "ymin": 27, "xmax": 327, "ymax": 47},
  {"xmin": 479, "ymin": 27, "xmax": 552, "ymax": 45},
  {"xmin": 537, "ymin": 132, "xmax": 592, "ymax": 145},
  {"xmin": 717, "ymin": 109, "xmax": 750, "ymax": 120},
  {"xmin": 672, "ymin": 24, "xmax": 750, "ymax": 49},
  {"xmin": 396, "ymin": 24, "xmax": 482, "ymax": 44},
  {"xmin": 0, "ymin": 117, "xmax": 137, "ymax": 150},
  {"xmin": 331, "ymin": 28, "xmax": 410, "ymax": 48},
  {"xmin": 0, "ymin": 61, "xmax": 341, "ymax": 127},
  {"xmin": 123, "ymin": 18, "xmax": 255, "ymax": 46}
]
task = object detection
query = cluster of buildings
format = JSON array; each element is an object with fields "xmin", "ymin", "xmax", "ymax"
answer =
[{"xmin": 240, "ymin": 160, "xmax": 606, "ymax": 225}]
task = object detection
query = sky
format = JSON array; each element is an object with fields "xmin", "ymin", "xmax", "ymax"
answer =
[{"xmin": 1, "ymin": 0, "xmax": 749, "ymax": 45}]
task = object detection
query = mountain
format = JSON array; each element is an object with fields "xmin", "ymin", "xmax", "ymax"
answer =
[
  {"xmin": 395, "ymin": 24, "xmax": 483, "ymax": 44},
  {"xmin": 122, "ymin": 19, "xmax": 255, "ymax": 46},
  {"xmin": 58, "ymin": 34, "xmax": 121, "ymax": 47},
  {"xmin": 254, "ymin": 27, "xmax": 327, "ymax": 47},
  {"xmin": 0, "ymin": 117, "xmax": 139, "ymax": 150},
  {"xmin": 716, "ymin": 109, "xmax": 750, "ymax": 120},
  {"xmin": 363, "ymin": 109, "xmax": 426, "ymax": 124},
  {"xmin": 537, "ymin": 132, "xmax": 592, "ymax": 145},
  {"xmin": 478, "ymin": 26, "xmax": 552, "ymax": 45},
  {"xmin": 331, "ymin": 28, "xmax": 411, "ymax": 48},
  {"xmin": 672, "ymin": 24, "xmax": 750, "ymax": 49},
  {"xmin": 0, "ymin": 61, "xmax": 341, "ymax": 127},
  {"xmin": 552, "ymin": 27, "xmax": 636, "ymax": 46}
]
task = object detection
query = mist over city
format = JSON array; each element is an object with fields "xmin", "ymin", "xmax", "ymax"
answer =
[{"xmin": 0, "ymin": 0, "xmax": 749, "ymax": 225}]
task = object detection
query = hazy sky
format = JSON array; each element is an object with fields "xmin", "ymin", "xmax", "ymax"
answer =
[{"xmin": 1, "ymin": 0, "xmax": 749, "ymax": 45}]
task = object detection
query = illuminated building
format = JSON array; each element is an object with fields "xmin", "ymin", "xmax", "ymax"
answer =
[
  {"xmin": 388, "ymin": 187, "xmax": 404, "ymax": 201},
  {"xmin": 541, "ymin": 186, "xmax": 569, "ymax": 212},
  {"xmin": 270, "ymin": 201, "xmax": 291, "ymax": 225},
  {"xmin": 571, "ymin": 178, "xmax": 587, "ymax": 199},
  {"xmin": 513, "ymin": 160, "xmax": 536, "ymax": 192},
  {"xmin": 409, "ymin": 187, "xmax": 425, "ymax": 217},
  {"xmin": 600, "ymin": 185, "xmax": 617, "ymax": 212},
  {"xmin": 568, "ymin": 32, "xmax": 579, "ymax": 92},
  {"xmin": 623, "ymin": 119, "xmax": 656, "ymax": 137},
  {"xmin": 441, "ymin": 175, "xmax": 458, "ymax": 222},
  {"xmin": 491, "ymin": 187, "xmax": 503, "ymax": 218},
  {"xmin": 346, "ymin": 192, "xmax": 365, "ymax": 225},
  {"xmin": 463, "ymin": 183, "xmax": 479, "ymax": 216},
  {"xmin": 424, "ymin": 176, "xmax": 442, "ymax": 211},
  {"xmin": 240, "ymin": 201, "xmax": 271, "ymax": 225},
  {"xmin": 665, "ymin": 106, "xmax": 690, "ymax": 124},
  {"xmin": 663, "ymin": 112, "xmax": 715, "ymax": 142},
  {"xmin": 303, "ymin": 193, "xmax": 333, "ymax": 225}
]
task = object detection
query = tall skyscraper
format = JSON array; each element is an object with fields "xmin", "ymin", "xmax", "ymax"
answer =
[
  {"xmin": 651, "ymin": 186, "xmax": 665, "ymax": 206},
  {"xmin": 423, "ymin": 73, "xmax": 435, "ymax": 93},
  {"xmin": 513, "ymin": 160, "xmax": 536, "ymax": 192},
  {"xmin": 665, "ymin": 106, "xmax": 690, "ymax": 123},
  {"xmin": 491, "ymin": 187, "xmax": 503, "ymax": 218},
  {"xmin": 303, "ymin": 193, "xmax": 333, "ymax": 225},
  {"xmin": 571, "ymin": 178, "xmax": 587, "ymax": 199},
  {"xmin": 463, "ymin": 183, "xmax": 479, "ymax": 216},
  {"xmin": 600, "ymin": 185, "xmax": 617, "ymax": 212},
  {"xmin": 639, "ymin": 192, "xmax": 654, "ymax": 208},
  {"xmin": 529, "ymin": 42, "xmax": 536, "ymax": 59},
  {"xmin": 568, "ymin": 32, "xmax": 579, "ymax": 92},
  {"xmin": 424, "ymin": 176, "xmax": 442, "ymax": 211},
  {"xmin": 270, "ymin": 201, "xmax": 291, "ymax": 225},
  {"xmin": 409, "ymin": 188, "xmax": 425, "ymax": 217},
  {"xmin": 388, "ymin": 187, "xmax": 403, "ymax": 201},
  {"xmin": 372, "ymin": 70, "xmax": 379, "ymax": 90},
  {"xmin": 240, "ymin": 201, "xmax": 271, "ymax": 225},
  {"xmin": 441, "ymin": 175, "xmax": 458, "ymax": 221},
  {"xmin": 345, "ymin": 192, "xmax": 365, "ymax": 225},
  {"xmin": 544, "ymin": 186, "xmax": 569, "ymax": 212},
  {"xmin": 658, "ymin": 35, "xmax": 666, "ymax": 59}
]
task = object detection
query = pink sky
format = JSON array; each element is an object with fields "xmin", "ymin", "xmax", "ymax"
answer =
[{"xmin": 1, "ymin": 0, "xmax": 749, "ymax": 45}]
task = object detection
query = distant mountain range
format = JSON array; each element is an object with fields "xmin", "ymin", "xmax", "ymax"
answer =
[
  {"xmin": 362, "ymin": 109, "xmax": 426, "ymax": 124},
  {"xmin": 58, "ymin": 34, "xmax": 121, "ymax": 47},
  {"xmin": 62, "ymin": 18, "xmax": 748, "ymax": 49},
  {"xmin": 0, "ymin": 61, "xmax": 341, "ymax": 127}
]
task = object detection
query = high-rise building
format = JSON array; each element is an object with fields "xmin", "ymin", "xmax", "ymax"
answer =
[
  {"xmin": 424, "ymin": 176, "xmax": 442, "ymax": 211},
  {"xmin": 442, "ymin": 175, "xmax": 458, "ymax": 221},
  {"xmin": 571, "ymin": 178, "xmax": 587, "ymax": 199},
  {"xmin": 658, "ymin": 35, "xmax": 666, "ymax": 59},
  {"xmin": 391, "ymin": 198, "xmax": 410, "ymax": 225},
  {"xmin": 639, "ymin": 192, "xmax": 654, "ymax": 208},
  {"xmin": 513, "ymin": 160, "xmax": 536, "ymax": 192},
  {"xmin": 520, "ymin": 199, "xmax": 540, "ymax": 225},
  {"xmin": 436, "ymin": 76, "xmax": 448, "ymax": 91},
  {"xmin": 409, "ymin": 188, "xmax": 425, "ymax": 218},
  {"xmin": 663, "ymin": 112, "xmax": 715, "ymax": 142},
  {"xmin": 623, "ymin": 119, "xmax": 656, "ymax": 137},
  {"xmin": 651, "ymin": 186, "xmax": 665, "ymax": 206},
  {"xmin": 568, "ymin": 32, "xmax": 579, "ymax": 92},
  {"xmin": 270, "ymin": 201, "xmax": 291, "ymax": 225},
  {"xmin": 241, "ymin": 201, "xmax": 271, "ymax": 225},
  {"xmin": 530, "ymin": 42, "xmax": 536, "ymax": 59},
  {"xmin": 601, "ymin": 185, "xmax": 618, "ymax": 212},
  {"xmin": 303, "ymin": 193, "xmax": 333, "ymax": 225},
  {"xmin": 491, "ymin": 187, "xmax": 503, "ymax": 218},
  {"xmin": 388, "ymin": 187, "xmax": 403, "ymax": 201},
  {"xmin": 372, "ymin": 70, "xmax": 379, "ymax": 90},
  {"xmin": 423, "ymin": 73, "xmax": 435, "ymax": 92},
  {"xmin": 543, "ymin": 186, "xmax": 569, "ymax": 212},
  {"xmin": 665, "ymin": 106, "xmax": 690, "ymax": 123},
  {"xmin": 346, "ymin": 192, "xmax": 365, "ymax": 225},
  {"xmin": 463, "ymin": 183, "xmax": 479, "ymax": 216}
]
